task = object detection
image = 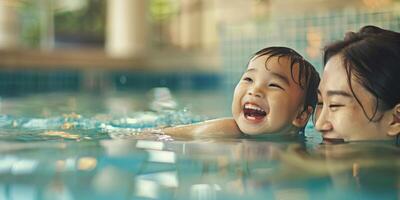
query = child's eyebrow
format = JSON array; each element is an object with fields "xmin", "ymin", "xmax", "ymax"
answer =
[
  {"xmin": 270, "ymin": 72, "xmax": 290, "ymax": 85},
  {"xmin": 245, "ymin": 68, "xmax": 256, "ymax": 73}
]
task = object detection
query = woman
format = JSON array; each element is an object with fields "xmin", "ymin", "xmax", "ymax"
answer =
[{"xmin": 315, "ymin": 25, "xmax": 400, "ymax": 143}]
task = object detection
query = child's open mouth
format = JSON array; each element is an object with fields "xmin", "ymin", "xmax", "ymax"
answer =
[{"xmin": 243, "ymin": 103, "xmax": 267, "ymax": 122}]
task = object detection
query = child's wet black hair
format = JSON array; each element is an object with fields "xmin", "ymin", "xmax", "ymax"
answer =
[{"xmin": 252, "ymin": 47, "xmax": 321, "ymax": 120}]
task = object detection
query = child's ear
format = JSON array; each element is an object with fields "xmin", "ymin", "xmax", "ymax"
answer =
[
  {"xmin": 387, "ymin": 104, "xmax": 400, "ymax": 137},
  {"xmin": 292, "ymin": 106, "xmax": 313, "ymax": 128}
]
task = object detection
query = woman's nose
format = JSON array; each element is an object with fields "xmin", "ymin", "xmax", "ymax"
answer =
[{"xmin": 314, "ymin": 108, "xmax": 333, "ymax": 132}]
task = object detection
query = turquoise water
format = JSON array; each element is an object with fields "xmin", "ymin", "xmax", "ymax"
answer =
[{"xmin": 0, "ymin": 91, "xmax": 398, "ymax": 200}]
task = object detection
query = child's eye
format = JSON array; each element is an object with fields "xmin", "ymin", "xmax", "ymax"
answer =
[
  {"xmin": 316, "ymin": 102, "xmax": 323, "ymax": 107},
  {"xmin": 268, "ymin": 83, "xmax": 284, "ymax": 90},
  {"xmin": 243, "ymin": 77, "xmax": 253, "ymax": 82}
]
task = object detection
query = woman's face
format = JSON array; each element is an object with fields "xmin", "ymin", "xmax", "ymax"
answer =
[{"xmin": 315, "ymin": 54, "xmax": 394, "ymax": 142}]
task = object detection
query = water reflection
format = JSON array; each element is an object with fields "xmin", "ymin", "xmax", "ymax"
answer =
[
  {"xmin": 135, "ymin": 179, "xmax": 160, "ymax": 199},
  {"xmin": 318, "ymin": 142, "xmax": 400, "ymax": 199},
  {"xmin": 0, "ymin": 139, "xmax": 398, "ymax": 199},
  {"xmin": 92, "ymin": 166, "xmax": 133, "ymax": 198},
  {"xmin": 190, "ymin": 184, "xmax": 220, "ymax": 200}
]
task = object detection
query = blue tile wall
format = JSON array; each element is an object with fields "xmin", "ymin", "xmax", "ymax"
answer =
[
  {"xmin": 0, "ymin": 69, "xmax": 223, "ymax": 97},
  {"xmin": 0, "ymin": 70, "xmax": 81, "ymax": 96},
  {"xmin": 112, "ymin": 72, "xmax": 222, "ymax": 91},
  {"xmin": 220, "ymin": 8, "xmax": 400, "ymax": 105}
]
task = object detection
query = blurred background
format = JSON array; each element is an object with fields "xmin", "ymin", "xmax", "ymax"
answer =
[
  {"xmin": 0, "ymin": 0, "xmax": 399, "ymax": 115},
  {"xmin": 1, "ymin": 2, "xmax": 400, "ymax": 199}
]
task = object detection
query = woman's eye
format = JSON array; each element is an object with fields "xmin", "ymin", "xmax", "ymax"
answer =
[
  {"xmin": 269, "ymin": 83, "xmax": 284, "ymax": 90},
  {"xmin": 316, "ymin": 102, "xmax": 323, "ymax": 107},
  {"xmin": 243, "ymin": 77, "xmax": 253, "ymax": 82},
  {"xmin": 329, "ymin": 104, "xmax": 344, "ymax": 111},
  {"xmin": 329, "ymin": 104, "xmax": 343, "ymax": 108}
]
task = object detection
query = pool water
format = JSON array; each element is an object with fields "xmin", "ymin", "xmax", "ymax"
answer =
[{"xmin": 0, "ymin": 91, "xmax": 398, "ymax": 200}]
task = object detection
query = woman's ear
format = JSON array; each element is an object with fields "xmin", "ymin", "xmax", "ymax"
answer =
[
  {"xmin": 292, "ymin": 106, "xmax": 313, "ymax": 128},
  {"xmin": 387, "ymin": 104, "xmax": 400, "ymax": 137}
]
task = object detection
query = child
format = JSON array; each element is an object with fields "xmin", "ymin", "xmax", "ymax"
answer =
[{"xmin": 152, "ymin": 47, "xmax": 320, "ymax": 139}]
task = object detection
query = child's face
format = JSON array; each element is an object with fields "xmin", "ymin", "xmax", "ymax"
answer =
[{"xmin": 232, "ymin": 55, "xmax": 306, "ymax": 135}]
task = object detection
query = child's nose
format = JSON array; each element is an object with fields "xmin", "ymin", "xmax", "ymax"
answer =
[{"xmin": 247, "ymin": 87, "xmax": 264, "ymax": 98}]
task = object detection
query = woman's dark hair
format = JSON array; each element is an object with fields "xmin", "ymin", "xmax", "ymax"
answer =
[
  {"xmin": 323, "ymin": 25, "xmax": 400, "ymax": 121},
  {"xmin": 253, "ymin": 46, "xmax": 321, "ymax": 127}
]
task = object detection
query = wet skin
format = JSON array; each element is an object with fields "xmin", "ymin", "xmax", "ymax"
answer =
[
  {"xmin": 232, "ymin": 55, "xmax": 309, "ymax": 136},
  {"xmin": 315, "ymin": 54, "xmax": 395, "ymax": 142}
]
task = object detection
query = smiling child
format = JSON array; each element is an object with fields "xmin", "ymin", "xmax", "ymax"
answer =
[{"xmin": 151, "ymin": 47, "xmax": 320, "ymax": 139}]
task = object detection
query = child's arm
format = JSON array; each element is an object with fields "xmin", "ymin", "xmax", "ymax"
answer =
[{"xmin": 160, "ymin": 118, "xmax": 243, "ymax": 139}]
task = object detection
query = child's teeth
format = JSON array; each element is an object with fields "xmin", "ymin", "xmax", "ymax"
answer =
[{"xmin": 244, "ymin": 104, "xmax": 265, "ymax": 112}]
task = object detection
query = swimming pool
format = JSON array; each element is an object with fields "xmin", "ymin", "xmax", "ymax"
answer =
[{"xmin": 0, "ymin": 91, "xmax": 398, "ymax": 200}]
